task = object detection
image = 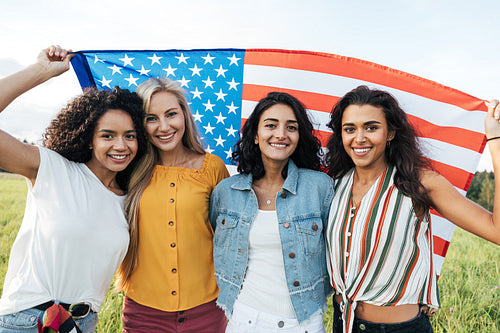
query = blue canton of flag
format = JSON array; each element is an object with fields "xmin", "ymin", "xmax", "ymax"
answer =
[{"xmin": 71, "ymin": 49, "xmax": 245, "ymax": 165}]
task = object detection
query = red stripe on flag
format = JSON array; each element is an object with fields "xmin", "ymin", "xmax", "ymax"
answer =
[
  {"xmin": 432, "ymin": 236, "xmax": 450, "ymax": 257},
  {"xmin": 313, "ymin": 130, "xmax": 330, "ymax": 147},
  {"xmin": 432, "ymin": 160, "xmax": 474, "ymax": 191},
  {"xmin": 245, "ymin": 49, "xmax": 486, "ymax": 112},
  {"xmin": 408, "ymin": 115, "xmax": 486, "ymax": 152},
  {"xmin": 242, "ymin": 84, "xmax": 339, "ymax": 113}
]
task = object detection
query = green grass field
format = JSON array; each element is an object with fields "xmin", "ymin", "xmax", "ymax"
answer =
[{"xmin": 0, "ymin": 175, "xmax": 499, "ymax": 332}]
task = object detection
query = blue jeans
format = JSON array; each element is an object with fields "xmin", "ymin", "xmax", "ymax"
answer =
[
  {"xmin": 332, "ymin": 299, "xmax": 433, "ymax": 333},
  {"xmin": 0, "ymin": 307, "xmax": 98, "ymax": 333}
]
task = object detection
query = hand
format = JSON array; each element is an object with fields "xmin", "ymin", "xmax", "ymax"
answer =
[
  {"xmin": 485, "ymin": 100, "xmax": 500, "ymax": 140},
  {"xmin": 36, "ymin": 45, "xmax": 74, "ymax": 78},
  {"xmin": 420, "ymin": 305, "xmax": 438, "ymax": 318}
]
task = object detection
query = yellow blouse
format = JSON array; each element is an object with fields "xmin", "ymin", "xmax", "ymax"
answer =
[{"xmin": 124, "ymin": 153, "xmax": 229, "ymax": 311}]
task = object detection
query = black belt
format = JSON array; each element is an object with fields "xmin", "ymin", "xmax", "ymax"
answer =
[{"xmin": 34, "ymin": 301, "xmax": 92, "ymax": 318}]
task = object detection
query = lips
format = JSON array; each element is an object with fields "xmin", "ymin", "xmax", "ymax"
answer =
[
  {"xmin": 108, "ymin": 154, "xmax": 130, "ymax": 162},
  {"xmin": 353, "ymin": 147, "xmax": 371, "ymax": 153},
  {"xmin": 270, "ymin": 142, "xmax": 287, "ymax": 148},
  {"xmin": 155, "ymin": 132, "xmax": 176, "ymax": 142}
]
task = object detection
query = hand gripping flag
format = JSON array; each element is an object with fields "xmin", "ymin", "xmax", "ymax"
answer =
[{"xmin": 70, "ymin": 48, "xmax": 487, "ymax": 276}]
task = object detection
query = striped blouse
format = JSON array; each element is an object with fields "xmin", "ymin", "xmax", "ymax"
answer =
[{"xmin": 325, "ymin": 166, "xmax": 440, "ymax": 333}]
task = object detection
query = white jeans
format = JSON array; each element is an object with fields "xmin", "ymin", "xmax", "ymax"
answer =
[{"xmin": 226, "ymin": 299, "xmax": 326, "ymax": 333}]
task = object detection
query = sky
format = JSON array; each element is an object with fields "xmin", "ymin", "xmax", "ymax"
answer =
[{"xmin": 0, "ymin": 0, "xmax": 498, "ymax": 170}]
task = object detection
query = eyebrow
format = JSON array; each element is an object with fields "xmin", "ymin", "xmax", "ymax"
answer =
[
  {"xmin": 342, "ymin": 120, "xmax": 381, "ymax": 127},
  {"xmin": 147, "ymin": 107, "xmax": 179, "ymax": 115},
  {"xmin": 98, "ymin": 129, "xmax": 137, "ymax": 134},
  {"xmin": 263, "ymin": 118, "xmax": 298, "ymax": 123}
]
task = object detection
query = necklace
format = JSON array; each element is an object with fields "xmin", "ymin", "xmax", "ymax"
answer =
[{"xmin": 266, "ymin": 199, "xmax": 271, "ymax": 204}]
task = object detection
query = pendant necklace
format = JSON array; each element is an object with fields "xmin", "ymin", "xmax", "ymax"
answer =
[{"xmin": 266, "ymin": 199, "xmax": 271, "ymax": 204}]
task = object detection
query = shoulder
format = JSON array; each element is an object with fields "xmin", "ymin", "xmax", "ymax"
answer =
[
  {"xmin": 297, "ymin": 168, "xmax": 334, "ymax": 185},
  {"xmin": 38, "ymin": 146, "xmax": 74, "ymax": 168},
  {"xmin": 203, "ymin": 153, "xmax": 230, "ymax": 184},
  {"xmin": 216, "ymin": 173, "xmax": 244, "ymax": 188},
  {"xmin": 419, "ymin": 168, "xmax": 450, "ymax": 192},
  {"xmin": 204, "ymin": 153, "xmax": 227, "ymax": 171}
]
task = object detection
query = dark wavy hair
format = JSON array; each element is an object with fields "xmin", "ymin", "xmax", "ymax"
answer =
[
  {"xmin": 232, "ymin": 92, "xmax": 322, "ymax": 179},
  {"xmin": 325, "ymin": 85, "xmax": 433, "ymax": 212},
  {"xmin": 42, "ymin": 87, "xmax": 147, "ymax": 190}
]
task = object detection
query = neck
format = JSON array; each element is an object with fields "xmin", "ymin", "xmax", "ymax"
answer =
[
  {"xmin": 85, "ymin": 161, "xmax": 119, "ymax": 192},
  {"xmin": 158, "ymin": 145, "xmax": 192, "ymax": 167},
  {"xmin": 354, "ymin": 164, "xmax": 388, "ymax": 186},
  {"xmin": 261, "ymin": 157, "xmax": 288, "ymax": 181}
]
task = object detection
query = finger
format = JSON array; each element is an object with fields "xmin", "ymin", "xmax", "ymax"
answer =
[
  {"xmin": 47, "ymin": 45, "xmax": 55, "ymax": 57},
  {"xmin": 53, "ymin": 44, "xmax": 62, "ymax": 58},
  {"xmin": 486, "ymin": 100, "xmax": 499, "ymax": 119}
]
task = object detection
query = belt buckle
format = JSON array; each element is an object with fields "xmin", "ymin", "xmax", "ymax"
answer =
[{"xmin": 69, "ymin": 302, "xmax": 92, "ymax": 319}]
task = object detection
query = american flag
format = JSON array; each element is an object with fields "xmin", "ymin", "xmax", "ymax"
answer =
[{"xmin": 70, "ymin": 48, "xmax": 487, "ymax": 276}]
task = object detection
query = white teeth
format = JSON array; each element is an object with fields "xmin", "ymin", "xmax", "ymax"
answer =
[
  {"xmin": 158, "ymin": 133, "xmax": 174, "ymax": 140},
  {"xmin": 110, "ymin": 155, "xmax": 127, "ymax": 160},
  {"xmin": 354, "ymin": 148, "xmax": 371, "ymax": 153},
  {"xmin": 270, "ymin": 143, "xmax": 286, "ymax": 148}
]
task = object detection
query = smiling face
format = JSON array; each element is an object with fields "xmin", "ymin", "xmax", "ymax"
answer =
[
  {"xmin": 341, "ymin": 104, "xmax": 394, "ymax": 172},
  {"xmin": 145, "ymin": 91, "xmax": 186, "ymax": 154},
  {"xmin": 255, "ymin": 103, "xmax": 299, "ymax": 170},
  {"xmin": 86, "ymin": 108, "xmax": 138, "ymax": 176}
]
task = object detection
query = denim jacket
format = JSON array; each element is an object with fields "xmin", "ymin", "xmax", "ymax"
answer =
[{"xmin": 209, "ymin": 160, "xmax": 335, "ymax": 323}]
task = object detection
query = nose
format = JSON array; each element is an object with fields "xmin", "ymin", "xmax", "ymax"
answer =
[
  {"xmin": 355, "ymin": 130, "xmax": 366, "ymax": 142},
  {"xmin": 159, "ymin": 118, "xmax": 170, "ymax": 131},
  {"xmin": 275, "ymin": 125, "xmax": 286, "ymax": 140},
  {"xmin": 114, "ymin": 137, "xmax": 127, "ymax": 150}
]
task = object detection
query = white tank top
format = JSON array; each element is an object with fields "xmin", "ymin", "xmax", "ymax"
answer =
[{"xmin": 236, "ymin": 209, "xmax": 296, "ymax": 318}]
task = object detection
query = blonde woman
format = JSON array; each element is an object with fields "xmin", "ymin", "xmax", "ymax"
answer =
[{"xmin": 116, "ymin": 77, "xmax": 229, "ymax": 332}]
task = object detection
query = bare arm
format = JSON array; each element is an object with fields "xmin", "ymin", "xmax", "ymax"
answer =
[
  {"xmin": 0, "ymin": 46, "xmax": 73, "ymax": 183},
  {"xmin": 422, "ymin": 100, "xmax": 500, "ymax": 245}
]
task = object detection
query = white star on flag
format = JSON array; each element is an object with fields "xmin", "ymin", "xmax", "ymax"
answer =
[
  {"xmin": 175, "ymin": 53, "xmax": 189, "ymax": 64},
  {"xmin": 227, "ymin": 54, "xmax": 241, "ymax": 66},
  {"xmin": 119, "ymin": 54, "xmax": 134, "ymax": 67},
  {"xmin": 148, "ymin": 54, "xmax": 162, "ymax": 65},
  {"xmin": 163, "ymin": 64, "xmax": 177, "ymax": 77},
  {"xmin": 124, "ymin": 74, "xmax": 139, "ymax": 86}
]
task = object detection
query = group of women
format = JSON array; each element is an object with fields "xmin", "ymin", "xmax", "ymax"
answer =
[{"xmin": 0, "ymin": 45, "xmax": 498, "ymax": 333}]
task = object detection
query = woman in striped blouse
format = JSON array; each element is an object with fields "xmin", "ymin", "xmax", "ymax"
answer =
[{"xmin": 324, "ymin": 85, "xmax": 500, "ymax": 333}]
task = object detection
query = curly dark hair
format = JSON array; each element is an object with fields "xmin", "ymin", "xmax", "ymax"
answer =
[
  {"xmin": 325, "ymin": 85, "xmax": 433, "ymax": 212},
  {"xmin": 232, "ymin": 92, "xmax": 322, "ymax": 179},
  {"xmin": 42, "ymin": 87, "xmax": 147, "ymax": 190}
]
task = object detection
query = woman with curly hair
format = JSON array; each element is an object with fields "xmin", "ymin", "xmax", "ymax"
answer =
[
  {"xmin": 115, "ymin": 77, "xmax": 229, "ymax": 332},
  {"xmin": 324, "ymin": 85, "xmax": 500, "ymax": 333},
  {"xmin": 210, "ymin": 92, "xmax": 335, "ymax": 332},
  {"xmin": 0, "ymin": 46, "xmax": 147, "ymax": 333}
]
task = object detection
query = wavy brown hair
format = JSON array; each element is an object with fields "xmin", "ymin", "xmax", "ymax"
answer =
[
  {"xmin": 42, "ymin": 86, "xmax": 147, "ymax": 190},
  {"xmin": 325, "ymin": 85, "xmax": 433, "ymax": 213},
  {"xmin": 232, "ymin": 92, "xmax": 322, "ymax": 179}
]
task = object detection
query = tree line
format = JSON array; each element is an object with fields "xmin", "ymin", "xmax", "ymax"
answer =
[{"xmin": 466, "ymin": 171, "xmax": 495, "ymax": 211}]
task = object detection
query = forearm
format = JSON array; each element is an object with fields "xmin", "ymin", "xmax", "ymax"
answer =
[
  {"xmin": 0, "ymin": 62, "xmax": 54, "ymax": 112},
  {"xmin": 489, "ymin": 139, "xmax": 500, "ymax": 237}
]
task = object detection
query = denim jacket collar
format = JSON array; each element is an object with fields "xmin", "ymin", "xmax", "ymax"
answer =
[{"xmin": 230, "ymin": 159, "xmax": 299, "ymax": 195}]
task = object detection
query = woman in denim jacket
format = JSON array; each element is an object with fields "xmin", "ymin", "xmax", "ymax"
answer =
[{"xmin": 210, "ymin": 92, "xmax": 335, "ymax": 332}]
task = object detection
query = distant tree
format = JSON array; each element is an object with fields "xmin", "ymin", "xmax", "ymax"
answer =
[
  {"xmin": 466, "ymin": 171, "xmax": 495, "ymax": 210},
  {"xmin": 477, "ymin": 175, "xmax": 495, "ymax": 211}
]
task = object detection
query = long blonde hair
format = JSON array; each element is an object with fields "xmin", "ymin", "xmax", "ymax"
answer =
[{"xmin": 115, "ymin": 77, "xmax": 205, "ymax": 290}]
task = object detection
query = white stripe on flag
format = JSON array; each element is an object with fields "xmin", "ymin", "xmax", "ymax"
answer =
[{"xmin": 243, "ymin": 64, "xmax": 485, "ymax": 133}]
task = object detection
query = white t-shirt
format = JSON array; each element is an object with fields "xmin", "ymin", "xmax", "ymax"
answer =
[{"xmin": 0, "ymin": 147, "xmax": 130, "ymax": 314}]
